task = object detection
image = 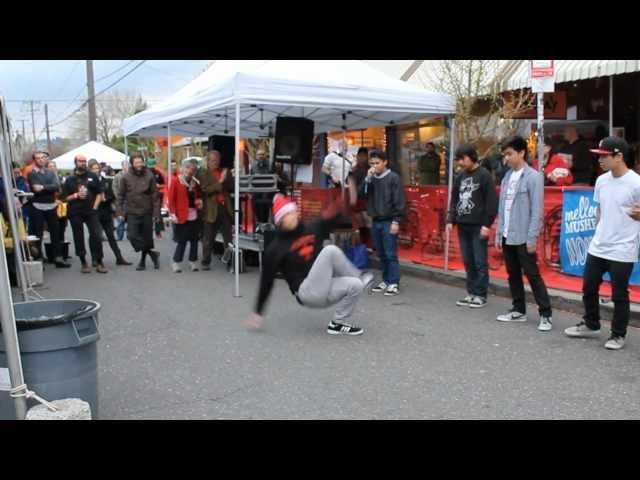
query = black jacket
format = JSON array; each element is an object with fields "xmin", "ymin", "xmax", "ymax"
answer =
[
  {"xmin": 27, "ymin": 167, "xmax": 60, "ymax": 204},
  {"xmin": 447, "ymin": 166, "xmax": 498, "ymax": 228},
  {"xmin": 563, "ymin": 137, "xmax": 594, "ymax": 184},
  {"xmin": 61, "ymin": 170, "xmax": 103, "ymax": 216},
  {"xmin": 255, "ymin": 214, "xmax": 348, "ymax": 315},
  {"xmin": 361, "ymin": 169, "xmax": 406, "ymax": 223}
]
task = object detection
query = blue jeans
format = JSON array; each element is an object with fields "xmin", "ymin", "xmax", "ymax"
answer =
[
  {"xmin": 116, "ymin": 217, "xmax": 126, "ymax": 241},
  {"xmin": 457, "ymin": 223, "xmax": 489, "ymax": 299},
  {"xmin": 372, "ymin": 220, "xmax": 400, "ymax": 285}
]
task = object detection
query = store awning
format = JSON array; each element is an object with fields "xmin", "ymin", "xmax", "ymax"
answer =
[{"xmin": 498, "ymin": 60, "xmax": 640, "ymax": 91}]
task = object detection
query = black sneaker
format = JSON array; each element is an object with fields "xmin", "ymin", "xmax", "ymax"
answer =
[{"xmin": 327, "ymin": 320, "xmax": 364, "ymax": 336}]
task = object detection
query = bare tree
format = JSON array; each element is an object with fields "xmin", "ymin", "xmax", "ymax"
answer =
[
  {"xmin": 419, "ymin": 60, "xmax": 535, "ymax": 157},
  {"xmin": 70, "ymin": 90, "xmax": 148, "ymax": 144}
]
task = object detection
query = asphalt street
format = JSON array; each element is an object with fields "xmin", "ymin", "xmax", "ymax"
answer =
[{"xmin": 28, "ymin": 235, "xmax": 640, "ymax": 419}]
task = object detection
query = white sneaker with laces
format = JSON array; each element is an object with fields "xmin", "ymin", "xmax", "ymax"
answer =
[
  {"xmin": 604, "ymin": 335, "xmax": 625, "ymax": 350},
  {"xmin": 564, "ymin": 321, "xmax": 601, "ymax": 338},
  {"xmin": 468, "ymin": 296, "xmax": 487, "ymax": 308},
  {"xmin": 384, "ymin": 284, "xmax": 399, "ymax": 296},
  {"xmin": 189, "ymin": 262, "xmax": 199, "ymax": 272},
  {"xmin": 456, "ymin": 295, "xmax": 473, "ymax": 307},
  {"xmin": 496, "ymin": 310, "xmax": 527, "ymax": 322},
  {"xmin": 171, "ymin": 262, "xmax": 182, "ymax": 273},
  {"xmin": 537, "ymin": 316, "xmax": 553, "ymax": 332}
]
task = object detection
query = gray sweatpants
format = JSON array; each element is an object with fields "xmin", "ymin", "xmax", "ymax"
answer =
[{"xmin": 297, "ymin": 245, "xmax": 364, "ymax": 321}]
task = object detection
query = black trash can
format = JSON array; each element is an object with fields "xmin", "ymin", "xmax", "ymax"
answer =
[{"xmin": 0, "ymin": 299, "xmax": 100, "ymax": 420}]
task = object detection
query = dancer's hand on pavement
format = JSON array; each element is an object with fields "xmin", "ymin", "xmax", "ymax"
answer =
[{"xmin": 244, "ymin": 313, "xmax": 264, "ymax": 331}]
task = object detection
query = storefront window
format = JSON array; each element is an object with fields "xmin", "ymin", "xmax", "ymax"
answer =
[{"xmin": 394, "ymin": 118, "xmax": 446, "ymax": 186}]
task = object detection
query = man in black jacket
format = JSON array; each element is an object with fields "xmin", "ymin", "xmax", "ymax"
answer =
[
  {"xmin": 244, "ymin": 194, "xmax": 374, "ymax": 335},
  {"xmin": 446, "ymin": 144, "xmax": 498, "ymax": 308},
  {"xmin": 27, "ymin": 151, "xmax": 70, "ymax": 268},
  {"xmin": 563, "ymin": 126, "xmax": 595, "ymax": 185},
  {"xmin": 88, "ymin": 159, "xmax": 131, "ymax": 266},
  {"xmin": 361, "ymin": 150, "xmax": 405, "ymax": 296},
  {"xmin": 61, "ymin": 154, "xmax": 107, "ymax": 273}
]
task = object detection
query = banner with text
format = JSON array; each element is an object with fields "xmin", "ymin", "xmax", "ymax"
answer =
[{"xmin": 560, "ymin": 189, "xmax": 640, "ymax": 285}]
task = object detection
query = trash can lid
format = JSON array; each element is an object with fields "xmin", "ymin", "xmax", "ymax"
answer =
[{"xmin": 0, "ymin": 300, "xmax": 100, "ymax": 332}]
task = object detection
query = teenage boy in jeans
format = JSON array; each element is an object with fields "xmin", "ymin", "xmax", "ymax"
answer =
[
  {"xmin": 446, "ymin": 144, "xmax": 498, "ymax": 308},
  {"xmin": 362, "ymin": 150, "xmax": 406, "ymax": 296},
  {"xmin": 495, "ymin": 136, "xmax": 553, "ymax": 332},
  {"xmin": 565, "ymin": 137, "xmax": 640, "ymax": 350}
]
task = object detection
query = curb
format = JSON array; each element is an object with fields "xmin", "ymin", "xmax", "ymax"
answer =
[{"xmin": 371, "ymin": 258, "xmax": 640, "ymax": 328}]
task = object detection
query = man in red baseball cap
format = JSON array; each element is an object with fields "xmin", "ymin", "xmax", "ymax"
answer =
[
  {"xmin": 565, "ymin": 136, "xmax": 640, "ymax": 350},
  {"xmin": 244, "ymin": 193, "xmax": 374, "ymax": 335}
]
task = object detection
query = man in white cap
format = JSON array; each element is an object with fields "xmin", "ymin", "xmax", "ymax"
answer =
[{"xmin": 244, "ymin": 193, "xmax": 374, "ymax": 335}]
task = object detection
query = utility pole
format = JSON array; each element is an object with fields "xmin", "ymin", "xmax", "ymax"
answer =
[
  {"xmin": 86, "ymin": 60, "xmax": 97, "ymax": 142},
  {"xmin": 29, "ymin": 101, "xmax": 37, "ymax": 147},
  {"xmin": 21, "ymin": 119, "xmax": 26, "ymax": 140},
  {"xmin": 44, "ymin": 104, "xmax": 52, "ymax": 153}
]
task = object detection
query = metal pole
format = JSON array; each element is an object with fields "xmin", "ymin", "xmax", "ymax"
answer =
[
  {"xmin": 167, "ymin": 124, "xmax": 172, "ymax": 185},
  {"xmin": 0, "ymin": 229, "xmax": 28, "ymax": 419},
  {"xmin": 609, "ymin": 75, "xmax": 614, "ymax": 135},
  {"xmin": 0, "ymin": 99, "xmax": 28, "ymax": 420},
  {"xmin": 537, "ymin": 92, "xmax": 544, "ymax": 173},
  {"xmin": 123, "ymin": 134, "xmax": 128, "ymax": 158},
  {"xmin": 444, "ymin": 116, "xmax": 456, "ymax": 272},
  {"xmin": 0, "ymin": 101, "xmax": 29, "ymax": 301},
  {"xmin": 86, "ymin": 60, "xmax": 97, "ymax": 142},
  {"xmin": 234, "ymin": 103, "xmax": 241, "ymax": 298},
  {"xmin": 44, "ymin": 104, "xmax": 51, "ymax": 154}
]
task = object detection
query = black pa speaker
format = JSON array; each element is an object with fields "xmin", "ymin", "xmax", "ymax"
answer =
[
  {"xmin": 208, "ymin": 135, "xmax": 235, "ymax": 169},
  {"xmin": 274, "ymin": 117, "xmax": 314, "ymax": 165}
]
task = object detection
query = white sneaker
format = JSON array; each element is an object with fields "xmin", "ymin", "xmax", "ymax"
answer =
[
  {"xmin": 604, "ymin": 335, "xmax": 625, "ymax": 350},
  {"xmin": 537, "ymin": 316, "xmax": 553, "ymax": 332},
  {"xmin": 468, "ymin": 296, "xmax": 487, "ymax": 309},
  {"xmin": 496, "ymin": 310, "xmax": 527, "ymax": 322},
  {"xmin": 384, "ymin": 284, "xmax": 399, "ymax": 296},
  {"xmin": 456, "ymin": 295, "xmax": 474, "ymax": 307},
  {"xmin": 564, "ymin": 321, "xmax": 601, "ymax": 338},
  {"xmin": 171, "ymin": 262, "xmax": 182, "ymax": 273},
  {"xmin": 189, "ymin": 262, "xmax": 199, "ymax": 272}
]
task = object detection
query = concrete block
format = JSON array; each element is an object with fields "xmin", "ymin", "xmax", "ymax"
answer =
[{"xmin": 26, "ymin": 398, "xmax": 92, "ymax": 420}]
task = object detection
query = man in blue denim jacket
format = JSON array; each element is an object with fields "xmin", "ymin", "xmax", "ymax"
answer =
[{"xmin": 495, "ymin": 136, "xmax": 553, "ymax": 331}]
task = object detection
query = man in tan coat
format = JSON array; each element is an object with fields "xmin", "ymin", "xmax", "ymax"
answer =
[{"xmin": 197, "ymin": 150, "xmax": 234, "ymax": 270}]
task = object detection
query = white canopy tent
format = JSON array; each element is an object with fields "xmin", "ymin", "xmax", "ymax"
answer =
[
  {"xmin": 51, "ymin": 141, "xmax": 127, "ymax": 170},
  {"xmin": 122, "ymin": 60, "xmax": 457, "ymax": 297}
]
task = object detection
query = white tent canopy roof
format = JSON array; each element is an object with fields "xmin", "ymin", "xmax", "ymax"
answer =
[
  {"xmin": 123, "ymin": 60, "xmax": 456, "ymax": 138},
  {"xmin": 50, "ymin": 141, "xmax": 127, "ymax": 170}
]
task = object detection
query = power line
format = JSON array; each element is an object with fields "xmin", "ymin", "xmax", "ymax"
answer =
[
  {"xmin": 93, "ymin": 60, "xmax": 147, "ymax": 98},
  {"xmin": 94, "ymin": 60, "xmax": 135, "ymax": 83}
]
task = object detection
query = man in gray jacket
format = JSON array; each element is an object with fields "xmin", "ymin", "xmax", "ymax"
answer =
[{"xmin": 495, "ymin": 136, "xmax": 552, "ymax": 331}]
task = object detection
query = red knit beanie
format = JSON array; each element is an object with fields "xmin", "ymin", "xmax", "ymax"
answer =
[{"xmin": 272, "ymin": 193, "xmax": 297, "ymax": 225}]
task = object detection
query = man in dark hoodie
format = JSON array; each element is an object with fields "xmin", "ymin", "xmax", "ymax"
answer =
[
  {"xmin": 446, "ymin": 144, "xmax": 498, "ymax": 308},
  {"xmin": 116, "ymin": 153, "xmax": 161, "ymax": 271},
  {"xmin": 61, "ymin": 154, "xmax": 106, "ymax": 273},
  {"xmin": 362, "ymin": 149, "xmax": 405, "ymax": 296},
  {"xmin": 27, "ymin": 150, "xmax": 70, "ymax": 268},
  {"xmin": 244, "ymin": 193, "xmax": 374, "ymax": 335}
]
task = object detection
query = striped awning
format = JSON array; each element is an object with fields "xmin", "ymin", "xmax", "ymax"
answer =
[{"xmin": 497, "ymin": 60, "xmax": 640, "ymax": 91}]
